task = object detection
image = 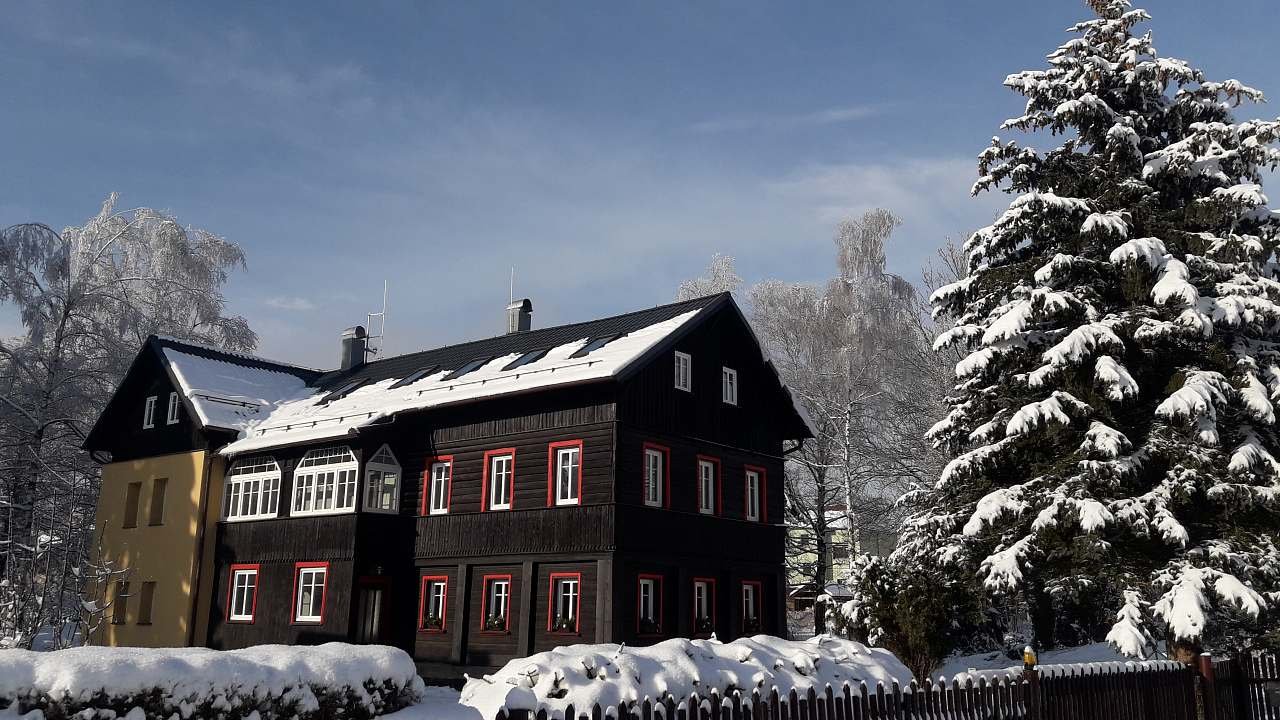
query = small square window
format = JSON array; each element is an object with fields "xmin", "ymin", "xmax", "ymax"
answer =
[
  {"xmin": 674, "ymin": 352, "xmax": 692, "ymax": 392},
  {"xmin": 721, "ymin": 367, "xmax": 738, "ymax": 405},
  {"xmin": 166, "ymin": 392, "xmax": 180, "ymax": 425}
]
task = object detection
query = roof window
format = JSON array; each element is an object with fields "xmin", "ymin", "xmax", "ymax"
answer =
[
  {"xmin": 569, "ymin": 335, "xmax": 617, "ymax": 358},
  {"xmin": 443, "ymin": 357, "xmax": 491, "ymax": 381},
  {"xmin": 502, "ymin": 349, "xmax": 549, "ymax": 371}
]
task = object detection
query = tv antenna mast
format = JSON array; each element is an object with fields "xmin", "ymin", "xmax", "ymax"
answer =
[{"xmin": 365, "ymin": 280, "xmax": 388, "ymax": 358}]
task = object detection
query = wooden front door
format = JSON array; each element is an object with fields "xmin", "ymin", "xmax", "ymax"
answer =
[{"xmin": 355, "ymin": 577, "xmax": 389, "ymax": 644}]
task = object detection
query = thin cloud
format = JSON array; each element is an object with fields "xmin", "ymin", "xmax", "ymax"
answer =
[
  {"xmin": 689, "ymin": 104, "xmax": 882, "ymax": 133},
  {"xmin": 264, "ymin": 296, "xmax": 317, "ymax": 311}
]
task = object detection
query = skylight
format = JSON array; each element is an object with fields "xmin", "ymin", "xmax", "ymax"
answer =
[
  {"xmin": 389, "ymin": 365, "xmax": 439, "ymax": 389},
  {"xmin": 569, "ymin": 335, "xmax": 617, "ymax": 358},
  {"xmin": 502, "ymin": 348, "xmax": 549, "ymax": 371},
  {"xmin": 442, "ymin": 357, "xmax": 491, "ymax": 381},
  {"xmin": 320, "ymin": 378, "xmax": 368, "ymax": 404}
]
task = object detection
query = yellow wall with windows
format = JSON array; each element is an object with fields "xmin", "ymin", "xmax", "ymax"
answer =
[{"xmin": 90, "ymin": 450, "xmax": 212, "ymax": 647}]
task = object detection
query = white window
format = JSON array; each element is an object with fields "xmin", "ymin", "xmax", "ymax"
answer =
[
  {"xmin": 427, "ymin": 459, "xmax": 452, "ymax": 515},
  {"xmin": 745, "ymin": 469, "xmax": 761, "ymax": 522},
  {"xmin": 722, "ymin": 367, "xmax": 738, "ymax": 405},
  {"xmin": 292, "ymin": 447, "xmax": 359, "ymax": 516},
  {"xmin": 223, "ymin": 457, "xmax": 282, "ymax": 521},
  {"xmin": 638, "ymin": 576, "xmax": 660, "ymax": 632},
  {"xmin": 363, "ymin": 444, "xmax": 400, "ymax": 513},
  {"xmin": 694, "ymin": 580, "xmax": 712, "ymax": 626},
  {"xmin": 166, "ymin": 392, "xmax": 180, "ymax": 425},
  {"xmin": 674, "ymin": 351, "xmax": 692, "ymax": 392},
  {"xmin": 229, "ymin": 567, "xmax": 258, "ymax": 621},
  {"xmin": 554, "ymin": 444, "xmax": 581, "ymax": 506},
  {"xmin": 486, "ymin": 452, "xmax": 514, "ymax": 510},
  {"xmin": 698, "ymin": 459, "xmax": 717, "ymax": 515},
  {"xmin": 142, "ymin": 395, "xmax": 157, "ymax": 429},
  {"xmin": 742, "ymin": 583, "xmax": 759, "ymax": 624},
  {"xmin": 483, "ymin": 577, "xmax": 511, "ymax": 631},
  {"xmin": 421, "ymin": 576, "xmax": 448, "ymax": 631},
  {"xmin": 294, "ymin": 565, "xmax": 327, "ymax": 623},
  {"xmin": 550, "ymin": 575, "xmax": 580, "ymax": 632},
  {"xmin": 643, "ymin": 447, "xmax": 665, "ymax": 508}
]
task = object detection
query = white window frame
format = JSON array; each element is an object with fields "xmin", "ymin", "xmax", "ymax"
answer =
[
  {"xmin": 142, "ymin": 395, "xmax": 157, "ymax": 429},
  {"xmin": 643, "ymin": 448, "xmax": 664, "ymax": 508},
  {"xmin": 292, "ymin": 447, "xmax": 359, "ymax": 516},
  {"xmin": 223, "ymin": 457, "xmax": 282, "ymax": 521},
  {"xmin": 722, "ymin": 367, "xmax": 738, "ymax": 405},
  {"xmin": 694, "ymin": 580, "xmax": 711, "ymax": 622},
  {"xmin": 742, "ymin": 583, "xmax": 758, "ymax": 621},
  {"xmin": 487, "ymin": 453, "xmax": 514, "ymax": 511},
  {"xmin": 673, "ymin": 351, "xmax": 692, "ymax": 392},
  {"xmin": 229, "ymin": 567, "xmax": 258, "ymax": 621},
  {"xmin": 294, "ymin": 566, "xmax": 326, "ymax": 623},
  {"xmin": 428, "ymin": 460, "xmax": 452, "ymax": 515},
  {"xmin": 698, "ymin": 459, "xmax": 716, "ymax": 515},
  {"xmin": 363, "ymin": 444, "xmax": 401, "ymax": 514},
  {"xmin": 166, "ymin": 392, "xmax": 180, "ymax": 425},
  {"xmin": 639, "ymin": 577, "xmax": 658, "ymax": 624},
  {"xmin": 745, "ymin": 469, "xmax": 761, "ymax": 522},
  {"xmin": 554, "ymin": 445, "xmax": 581, "ymax": 506}
]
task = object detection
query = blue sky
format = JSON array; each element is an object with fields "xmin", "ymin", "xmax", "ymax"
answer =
[{"xmin": 3, "ymin": 1, "xmax": 1277, "ymax": 367}]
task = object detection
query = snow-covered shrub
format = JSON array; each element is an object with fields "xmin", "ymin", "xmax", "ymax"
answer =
[
  {"xmin": 458, "ymin": 635, "xmax": 910, "ymax": 718},
  {"xmin": 0, "ymin": 643, "xmax": 424, "ymax": 720}
]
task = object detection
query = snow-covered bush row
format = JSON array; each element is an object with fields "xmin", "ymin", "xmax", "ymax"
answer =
[
  {"xmin": 458, "ymin": 635, "xmax": 911, "ymax": 718},
  {"xmin": 0, "ymin": 643, "xmax": 424, "ymax": 720}
]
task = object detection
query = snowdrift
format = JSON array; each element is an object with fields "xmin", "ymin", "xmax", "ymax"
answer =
[
  {"xmin": 0, "ymin": 643, "xmax": 424, "ymax": 719},
  {"xmin": 459, "ymin": 634, "xmax": 911, "ymax": 718}
]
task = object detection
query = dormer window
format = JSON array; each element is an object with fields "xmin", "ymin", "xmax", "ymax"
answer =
[
  {"xmin": 674, "ymin": 352, "xmax": 691, "ymax": 392},
  {"xmin": 166, "ymin": 392, "xmax": 180, "ymax": 425},
  {"xmin": 142, "ymin": 396, "xmax": 157, "ymax": 429},
  {"xmin": 364, "ymin": 444, "xmax": 401, "ymax": 513},
  {"xmin": 722, "ymin": 367, "xmax": 738, "ymax": 405}
]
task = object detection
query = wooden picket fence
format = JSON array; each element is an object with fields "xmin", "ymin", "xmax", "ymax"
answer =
[{"xmin": 496, "ymin": 653, "xmax": 1280, "ymax": 720}]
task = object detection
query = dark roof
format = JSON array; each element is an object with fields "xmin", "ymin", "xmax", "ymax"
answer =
[
  {"xmin": 150, "ymin": 336, "xmax": 324, "ymax": 384},
  {"xmin": 311, "ymin": 293, "xmax": 727, "ymax": 390}
]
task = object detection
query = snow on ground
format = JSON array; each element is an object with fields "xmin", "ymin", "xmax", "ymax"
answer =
[
  {"xmin": 453, "ymin": 635, "xmax": 911, "ymax": 719},
  {"xmin": 933, "ymin": 641, "xmax": 1169, "ymax": 681},
  {"xmin": 383, "ymin": 686, "xmax": 480, "ymax": 720}
]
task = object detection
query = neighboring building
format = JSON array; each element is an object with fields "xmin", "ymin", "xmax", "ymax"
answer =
[{"xmin": 84, "ymin": 293, "xmax": 813, "ymax": 673}]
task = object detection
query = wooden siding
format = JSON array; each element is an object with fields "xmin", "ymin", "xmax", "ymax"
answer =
[
  {"xmin": 415, "ymin": 505, "xmax": 614, "ymax": 558},
  {"xmin": 532, "ymin": 562, "xmax": 597, "ymax": 652},
  {"xmin": 216, "ymin": 515, "xmax": 357, "ymax": 563},
  {"xmin": 207, "ymin": 557, "xmax": 354, "ymax": 649},
  {"xmin": 413, "ymin": 566, "xmax": 458, "ymax": 662},
  {"xmin": 88, "ymin": 348, "xmax": 202, "ymax": 461},
  {"xmin": 465, "ymin": 564, "xmax": 522, "ymax": 666}
]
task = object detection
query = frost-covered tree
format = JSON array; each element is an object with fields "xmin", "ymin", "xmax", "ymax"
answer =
[
  {"xmin": 0, "ymin": 194, "xmax": 255, "ymax": 647},
  {"xmin": 675, "ymin": 253, "xmax": 743, "ymax": 301},
  {"xmin": 911, "ymin": 1, "xmax": 1280, "ymax": 658}
]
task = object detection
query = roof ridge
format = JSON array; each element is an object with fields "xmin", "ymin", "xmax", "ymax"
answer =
[{"xmin": 151, "ymin": 335, "xmax": 323, "ymax": 375}]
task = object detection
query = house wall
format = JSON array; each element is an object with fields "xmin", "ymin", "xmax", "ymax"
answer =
[{"xmin": 89, "ymin": 450, "xmax": 208, "ymax": 647}]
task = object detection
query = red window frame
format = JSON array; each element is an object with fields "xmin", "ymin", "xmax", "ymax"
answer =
[
  {"xmin": 695, "ymin": 455, "xmax": 722, "ymax": 515},
  {"xmin": 692, "ymin": 576, "xmax": 717, "ymax": 636},
  {"xmin": 226, "ymin": 563, "xmax": 260, "ymax": 624},
  {"xmin": 420, "ymin": 455, "xmax": 454, "ymax": 516},
  {"xmin": 546, "ymin": 439, "xmax": 585, "ymax": 507},
  {"xmin": 418, "ymin": 574, "xmax": 449, "ymax": 633},
  {"xmin": 641, "ymin": 442, "xmax": 671, "ymax": 509},
  {"xmin": 481, "ymin": 448, "xmax": 517, "ymax": 511},
  {"xmin": 290, "ymin": 561, "xmax": 329, "ymax": 625},
  {"xmin": 479, "ymin": 573, "xmax": 514, "ymax": 634},
  {"xmin": 741, "ymin": 580, "xmax": 763, "ymax": 632},
  {"xmin": 744, "ymin": 465, "xmax": 768, "ymax": 522},
  {"xmin": 636, "ymin": 572, "xmax": 665, "ymax": 635},
  {"xmin": 546, "ymin": 571, "xmax": 583, "ymax": 634}
]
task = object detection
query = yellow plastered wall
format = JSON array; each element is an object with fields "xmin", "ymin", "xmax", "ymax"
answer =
[{"xmin": 90, "ymin": 450, "xmax": 208, "ymax": 647}]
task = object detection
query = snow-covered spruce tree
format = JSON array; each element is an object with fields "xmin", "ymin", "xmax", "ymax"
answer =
[{"xmin": 912, "ymin": 1, "xmax": 1280, "ymax": 659}]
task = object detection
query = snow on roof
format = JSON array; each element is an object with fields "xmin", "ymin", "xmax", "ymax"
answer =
[
  {"xmin": 216, "ymin": 310, "xmax": 702, "ymax": 456},
  {"xmin": 161, "ymin": 347, "xmax": 312, "ymax": 432}
]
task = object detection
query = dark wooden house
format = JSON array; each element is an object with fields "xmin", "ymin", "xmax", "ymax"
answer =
[{"xmin": 84, "ymin": 293, "xmax": 813, "ymax": 673}]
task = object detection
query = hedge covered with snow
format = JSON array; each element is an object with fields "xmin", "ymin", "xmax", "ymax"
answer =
[
  {"xmin": 459, "ymin": 634, "xmax": 911, "ymax": 718},
  {"xmin": 0, "ymin": 643, "xmax": 424, "ymax": 720}
]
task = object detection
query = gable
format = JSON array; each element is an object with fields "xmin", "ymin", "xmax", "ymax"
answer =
[{"xmin": 83, "ymin": 346, "xmax": 197, "ymax": 460}]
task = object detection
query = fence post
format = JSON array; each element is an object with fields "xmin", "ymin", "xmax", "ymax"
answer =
[
  {"xmin": 1023, "ymin": 660, "xmax": 1040, "ymax": 719},
  {"xmin": 1198, "ymin": 653, "xmax": 1218, "ymax": 720}
]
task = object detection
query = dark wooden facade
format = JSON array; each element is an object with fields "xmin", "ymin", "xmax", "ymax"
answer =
[{"xmin": 89, "ymin": 295, "xmax": 811, "ymax": 674}]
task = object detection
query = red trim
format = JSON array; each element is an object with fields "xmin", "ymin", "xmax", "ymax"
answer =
[
  {"xmin": 418, "ymin": 574, "xmax": 449, "ymax": 633},
  {"xmin": 692, "ymin": 577, "xmax": 717, "ymax": 636},
  {"xmin": 291, "ymin": 561, "xmax": 329, "ymax": 625},
  {"xmin": 744, "ymin": 465, "xmax": 767, "ymax": 522},
  {"xmin": 226, "ymin": 563, "xmax": 260, "ymax": 624},
  {"xmin": 421, "ymin": 455, "xmax": 454, "ymax": 516},
  {"xmin": 546, "ymin": 440, "xmax": 585, "ymax": 507},
  {"xmin": 696, "ymin": 455, "xmax": 722, "ymax": 515},
  {"xmin": 481, "ymin": 448, "xmax": 517, "ymax": 511},
  {"xmin": 479, "ymin": 574, "xmax": 514, "ymax": 633},
  {"xmin": 636, "ymin": 573, "xmax": 665, "ymax": 635},
  {"xmin": 546, "ymin": 571, "xmax": 583, "ymax": 634},
  {"xmin": 741, "ymin": 580, "xmax": 763, "ymax": 632},
  {"xmin": 641, "ymin": 442, "xmax": 671, "ymax": 509}
]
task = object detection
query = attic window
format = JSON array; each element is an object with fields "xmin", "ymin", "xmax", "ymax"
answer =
[
  {"xmin": 569, "ymin": 335, "xmax": 616, "ymax": 358},
  {"xmin": 443, "ymin": 357, "xmax": 490, "ymax": 381},
  {"xmin": 502, "ymin": 349, "xmax": 549, "ymax": 371},
  {"xmin": 320, "ymin": 378, "xmax": 368, "ymax": 404},
  {"xmin": 390, "ymin": 366, "xmax": 439, "ymax": 389}
]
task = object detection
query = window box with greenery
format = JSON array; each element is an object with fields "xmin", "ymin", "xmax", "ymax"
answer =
[
  {"xmin": 637, "ymin": 617, "xmax": 662, "ymax": 635},
  {"xmin": 483, "ymin": 614, "xmax": 509, "ymax": 632},
  {"xmin": 742, "ymin": 616, "xmax": 761, "ymax": 634},
  {"xmin": 549, "ymin": 614, "xmax": 577, "ymax": 634}
]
